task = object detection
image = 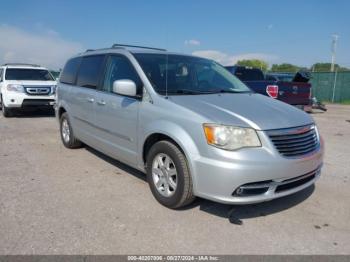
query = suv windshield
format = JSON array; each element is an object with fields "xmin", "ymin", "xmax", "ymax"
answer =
[
  {"xmin": 5, "ymin": 69, "xmax": 54, "ymax": 81},
  {"xmin": 134, "ymin": 54, "xmax": 251, "ymax": 95}
]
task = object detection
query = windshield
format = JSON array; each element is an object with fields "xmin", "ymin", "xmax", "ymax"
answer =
[
  {"xmin": 5, "ymin": 69, "xmax": 54, "ymax": 81},
  {"xmin": 133, "ymin": 54, "xmax": 251, "ymax": 95}
]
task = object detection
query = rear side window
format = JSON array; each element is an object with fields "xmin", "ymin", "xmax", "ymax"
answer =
[
  {"xmin": 76, "ymin": 55, "xmax": 105, "ymax": 89},
  {"xmin": 0, "ymin": 69, "xmax": 3, "ymax": 81},
  {"xmin": 266, "ymin": 74, "xmax": 278, "ymax": 81},
  {"xmin": 60, "ymin": 57, "xmax": 82, "ymax": 85},
  {"xmin": 235, "ymin": 68, "xmax": 264, "ymax": 81}
]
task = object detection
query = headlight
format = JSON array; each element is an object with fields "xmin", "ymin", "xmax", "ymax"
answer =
[
  {"xmin": 51, "ymin": 85, "xmax": 57, "ymax": 94},
  {"xmin": 203, "ymin": 124, "xmax": 261, "ymax": 151},
  {"xmin": 314, "ymin": 124, "xmax": 320, "ymax": 142},
  {"xmin": 7, "ymin": 84, "xmax": 24, "ymax": 93}
]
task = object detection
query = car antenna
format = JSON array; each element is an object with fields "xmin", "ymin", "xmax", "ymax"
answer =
[
  {"xmin": 165, "ymin": 27, "xmax": 169, "ymax": 99},
  {"xmin": 165, "ymin": 53, "xmax": 169, "ymax": 99}
]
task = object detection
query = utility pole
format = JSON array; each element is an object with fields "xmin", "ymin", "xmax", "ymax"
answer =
[{"xmin": 331, "ymin": 34, "xmax": 339, "ymax": 72}]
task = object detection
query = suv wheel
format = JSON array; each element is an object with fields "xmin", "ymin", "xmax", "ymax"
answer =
[
  {"xmin": 60, "ymin": 112, "xmax": 82, "ymax": 148},
  {"xmin": 146, "ymin": 140, "xmax": 195, "ymax": 208},
  {"xmin": 1, "ymin": 96, "xmax": 13, "ymax": 118}
]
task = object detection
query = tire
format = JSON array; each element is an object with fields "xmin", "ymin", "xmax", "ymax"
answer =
[
  {"xmin": 59, "ymin": 112, "xmax": 82, "ymax": 149},
  {"xmin": 146, "ymin": 140, "xmax": 195, "ymax": 208},
  {"xmin": 1, "ymin": 96, "xmax": 13, "ymax": 117}
]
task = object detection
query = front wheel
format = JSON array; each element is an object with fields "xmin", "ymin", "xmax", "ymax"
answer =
[
  {"xmin": 1, "ymin": 96, "xmax": 13, "ymax": 117},
  {"xmin": 146, "ymin": 140, "xmax": 195, "ymax": 208}
]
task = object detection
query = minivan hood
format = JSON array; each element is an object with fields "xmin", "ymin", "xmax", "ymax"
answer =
[{"xmin": 168, "ymin": 93, "xmax": 313, "ymax": 130}]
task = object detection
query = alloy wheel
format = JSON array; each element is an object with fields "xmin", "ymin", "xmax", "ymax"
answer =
[
  {"xmin": 61, "ymin": 118, "xmax": 70, "ymax": 143},
  {"xmin": 152, "ymin": 153, "xmax": 178, "ymax": 197}
]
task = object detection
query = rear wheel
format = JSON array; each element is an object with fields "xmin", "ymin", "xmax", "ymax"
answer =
[
  {"xmin": 60, "ymin": 112, "xmax": 82, "ymax": 148},
  {"xmin": 146, "ymin": 140, "xmax": 195, "ymax": 208}
]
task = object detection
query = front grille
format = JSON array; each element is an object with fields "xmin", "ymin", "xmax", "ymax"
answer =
[
  {"xmin": 22, "ymin": 99, "xmax": 55, "ymax": 107},
  {"xmin": 275, "ymin": 173, "xmax": 316, "ymax": 193},
  {"xmin": 24, "ymin": 86, "xmax": 51, "ymax": 96},
  {"xmin": 267, "ymin": 124, "xmax": 319, "ymax": 157}
]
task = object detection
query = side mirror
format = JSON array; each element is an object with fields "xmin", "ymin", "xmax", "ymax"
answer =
[{"xmin": 112, "ymin": 79, "xmax": 137, "ymax": 97}]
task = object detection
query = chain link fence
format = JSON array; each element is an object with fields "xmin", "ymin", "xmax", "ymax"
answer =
[{"xmin": 310, "ymin": 71, "xmax": 350, "ymax": 103}]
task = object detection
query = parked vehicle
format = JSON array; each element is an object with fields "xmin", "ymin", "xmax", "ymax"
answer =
[
  {"xmin": 0, "ymin": 63, "xmax": 57, "ymax": 117},
  {"xmin": 56, "ymin": 44, "xmax": 324, "ymax": 208},
  {"xmin": 225, "ymin": 66, "xmax": 312, "ymax": 111}
]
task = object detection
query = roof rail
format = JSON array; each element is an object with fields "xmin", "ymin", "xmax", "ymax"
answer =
[
  {"xmin": 111, "ymin": 43, "xmax": 166, "ymax": 51},
  {"xmin": 2, "ymin": 63, "xmax": 41, "ymax": 67},
  {"xmin": 85, "ymin": 49, "xmax": 95, "ymax": 52}
]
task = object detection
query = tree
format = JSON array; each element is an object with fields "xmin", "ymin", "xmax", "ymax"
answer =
[
  {"xmin": 271, "ymin": 63, "xmax": 301, "ymax": 73},
  {"xmin": 311, "ymin": 63, "xmax": 349, "ymax": 72},
  {"xmin": 236, "ymin": 59, "xmax": 268, "ymax": 71}
]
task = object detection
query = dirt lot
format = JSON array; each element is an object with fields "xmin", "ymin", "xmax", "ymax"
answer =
[{"xmin": 0, "ymin": 104, "xmax": 349, "ymax": 255}]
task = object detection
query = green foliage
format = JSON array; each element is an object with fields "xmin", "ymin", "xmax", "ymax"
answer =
[
  {"xmin": 311, "ymin": 63, "xmax": 349, "ymax": 72},
  {"xmin": 340, "ymin": 100, "xmax": 350, "ymax": 105},
  {"xmin": 236, "ymin": 59, "xmax": 268, "ymax": 71},
  {"xmin": 270, "ymin": 63, "xmax": 301, "ymax": 73},
  {"xmin": 234, "ymin": 60, "xmax": 349, "ymax": 73}
]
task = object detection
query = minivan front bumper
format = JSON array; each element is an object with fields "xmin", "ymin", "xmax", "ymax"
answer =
[{"xmin": 190, "ymin": 132, "xmax": 324, "ymax": 204}]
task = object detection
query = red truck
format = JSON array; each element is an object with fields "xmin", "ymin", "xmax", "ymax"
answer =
[{"xmin": 225, "ymin": 66, "xmax": 312, "ymax": 111}]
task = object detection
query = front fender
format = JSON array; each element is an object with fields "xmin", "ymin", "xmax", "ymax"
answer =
[{"xmin": 138, "ymin": 120, "xmax": 201, "ymax": 191}]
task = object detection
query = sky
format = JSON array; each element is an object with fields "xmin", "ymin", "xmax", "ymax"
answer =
[{"xmin": 0, "ymin": 0, "xmax": 349, "ymax": 70}]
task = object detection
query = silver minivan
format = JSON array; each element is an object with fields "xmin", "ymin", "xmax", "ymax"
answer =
[{"xmin": 56, "ymin": 44, "xmax": 324, "ymax": 208}]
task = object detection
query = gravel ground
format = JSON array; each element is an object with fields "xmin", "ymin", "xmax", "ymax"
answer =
[{"xmin": 0, "ymin": 104, "xmax": 349, "ymax": 255}]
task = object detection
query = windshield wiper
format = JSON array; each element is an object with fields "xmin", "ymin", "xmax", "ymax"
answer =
[
  {"xmin": 175, "ymin": 89, "xmax": 216, "ymax": 95},
  {"xmin": 215, "ymin": 89, "xmax": 252, "ymax": 94},
  {"xmin": 159, "ymin": 89, "xmax": 247, "ymax": 95}
]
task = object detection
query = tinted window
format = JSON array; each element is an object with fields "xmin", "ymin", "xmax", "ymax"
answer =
[
  {"xmin": 102, "ymin": 55, "xmax": 142, "ymax": 94},
  {"xmin": 5, "ymin": 69, "xmax": 54, "ymax": 81},
  {"xmin": 60, "ymin": 57, "xmax": 82, "ymax": 85},
  {"xmin": 77, "ymin": 55, "xmax": 105, "ymax": 89},
  {"xmin": 234, "ymin": 68, "xmax": 264, "ymax": 81},
  {"xmin": 0, "ymin": 69, "xmax": 3, "ymax": 81},
  {"xmin": 266, "ymin": 74, "xmax": 278, "ymax": 81}
]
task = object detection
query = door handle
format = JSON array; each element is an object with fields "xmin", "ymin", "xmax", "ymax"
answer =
[
  {"xmin": 97, "ymin": 100, "xmax": 106, "ymax": 106},
  {"xmin": 87, "ymin": 98, "xmax": 94, "ymax": 103}
]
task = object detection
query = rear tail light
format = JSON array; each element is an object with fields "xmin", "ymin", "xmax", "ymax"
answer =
[{"xmin": 266, "ymin": 85, "xmax": 278, "ymax": 98}]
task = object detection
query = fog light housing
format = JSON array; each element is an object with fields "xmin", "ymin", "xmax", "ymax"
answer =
[{"xmin": 233, "ymin": 180, "xmax": 272, "ymax": 196}]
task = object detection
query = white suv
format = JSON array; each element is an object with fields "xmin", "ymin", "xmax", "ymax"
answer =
[{"xmin": 0, "ymin": 63, "xmax": 57, "ymax": 117}]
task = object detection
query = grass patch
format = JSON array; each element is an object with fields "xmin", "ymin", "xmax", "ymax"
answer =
[
  {"xmin": 339, "ymin": 100, "xmax": 350, "ymax": 105},
  {"xmin": 322, "ymin": 100, "xmax": 350, "ymax": 105}
]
